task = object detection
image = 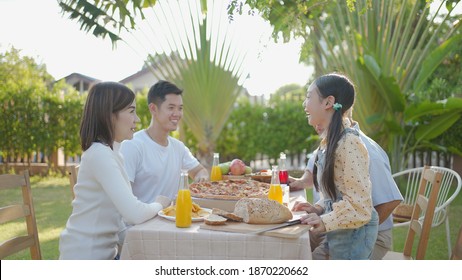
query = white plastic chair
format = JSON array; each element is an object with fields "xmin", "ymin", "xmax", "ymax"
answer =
[{"xmin": 392, "ymin": 166, "xmax": 462, "ymax": 258}]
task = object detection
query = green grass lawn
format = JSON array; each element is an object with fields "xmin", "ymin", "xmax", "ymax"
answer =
[
  {"xmin": 0, "ymin": 175, "xmax": 73, "ymax": 260},
  {"xmin": 1, "ymin": 174, "xmax": 461, "ymax": 260}
]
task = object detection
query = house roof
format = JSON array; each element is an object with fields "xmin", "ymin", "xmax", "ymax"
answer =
[
  {"xmin": 62, "ymin": 72, "xmax": 101, "ymax": 84},
  {"xmin": 119, "ymin": 67, "xmax": 152, "ymax": 84}
]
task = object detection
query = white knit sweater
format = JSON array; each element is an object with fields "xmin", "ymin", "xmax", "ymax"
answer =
[{"xmin": 59, "ymin": 142, "xmax": 162, "ymax": 259}]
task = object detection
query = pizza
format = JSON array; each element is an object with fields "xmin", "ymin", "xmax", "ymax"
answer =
[{"xmin": 189, "ymin": 179, "xmax": 270, "ymax": 200}]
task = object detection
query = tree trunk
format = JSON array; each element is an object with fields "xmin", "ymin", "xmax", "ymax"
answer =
[{"xmin": 196, "ymin": 142, "xmax": 215, "ymax": 172}]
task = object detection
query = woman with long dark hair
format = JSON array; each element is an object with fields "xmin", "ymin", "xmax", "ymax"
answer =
[
  {"xmin": 59, "ymin": 82, "xmax": 170, "ymax": 259},
  {"xmin": 300, "ymin": 73, "xmax": 378, "ymax": 259}
]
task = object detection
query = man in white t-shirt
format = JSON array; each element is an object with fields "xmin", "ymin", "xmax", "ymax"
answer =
[
  {"xmin": 120, "ymin": 80, "xmax": 209, "ymax": 203},
  {"xmin": 290, "ymin": 120, "xmax": 403, "ymax": 260}
]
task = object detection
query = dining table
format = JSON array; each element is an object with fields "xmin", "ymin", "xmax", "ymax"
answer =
[{"xmin": 120, "ymin": 189, "xmax": 312, "ymax": 260}]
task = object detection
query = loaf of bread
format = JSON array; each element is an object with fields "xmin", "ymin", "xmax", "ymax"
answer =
[
  {"xmin": 204, "ymin": 214, "xmax": 227, "ymax": 225},
  {"xmin": 212, "ymin": 208, "xmax": 244, "ymax": 222},
  {"xmin": 233, "ymin": 198, "xmax": 293, "ymax": 224}
]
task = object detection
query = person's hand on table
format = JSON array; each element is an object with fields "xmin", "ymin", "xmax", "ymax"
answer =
[
  {"xmin": 289, "ymin": 179, "xmax": 307, "ymax": 191},
  {"xmin": 288, "ymin": 170, "xmax": 313, "ymax": 191},
  {"xmin": 300, "ymin": 213, "xmax": 326, "ymax": 234},
  {"xmin": 193, "ymin": 169, "xmax": 209, "ymax": 182},
  {"xmin": 292, "ymin": 201, "xmax": 318, "ymax": 213}
]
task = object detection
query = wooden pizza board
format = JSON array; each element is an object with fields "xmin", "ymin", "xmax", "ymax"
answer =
[{"xmin": 200, "ymin": 221, "xmax": 310, "ymax": 239}]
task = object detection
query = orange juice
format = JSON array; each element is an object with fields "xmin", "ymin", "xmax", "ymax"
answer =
[
  {"xmin": 175, "ymin": 189, "xmax": 192, "ymax": 228},
  {"xmin": 211, "ymin": 165, "xmax": 222, "ymax": 181},
  {"xmin": 268, "ymin": 184, "xmax": 283, "ymax": 204}
]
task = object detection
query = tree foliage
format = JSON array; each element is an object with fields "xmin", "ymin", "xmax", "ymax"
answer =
[
  {"xmin": 56, "ymin": 0, "xmax": 322, "ymax": 166},
  {"xmin": 133, "ymin": 0, "xmax": 249, "ymax": 164},
  {"xmin": 58, "ymin": 0, "xmax": 158, "ymax": 46},
  {"xmin": 54, "ymin": 81, "xmax": 85, "ymax": 161},
  {"xmin": 230, "ymin": 0, "xmax": 462, "ymax": 171},
  {"xmin": 211, "ymin": 87, "xmax": 318, "ymax": 167},
  {"xmin": 0, "ymin": 48, "xmax": 83, "ymax": 169}
]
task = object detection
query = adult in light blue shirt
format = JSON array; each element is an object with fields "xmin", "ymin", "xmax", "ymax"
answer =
[{"xmin": 291, "ymin": 121, "xmax": 403, "ymax": 259}]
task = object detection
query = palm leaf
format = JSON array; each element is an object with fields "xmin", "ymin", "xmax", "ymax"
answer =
[{"xmin": 137, "ymin": 0, "xmax": 249, "ymax": 160}]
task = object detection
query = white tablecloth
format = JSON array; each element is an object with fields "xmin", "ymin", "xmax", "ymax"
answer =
[{"xmin": 120, "ymin": 190, "xmax": 311, "ymax": 260}]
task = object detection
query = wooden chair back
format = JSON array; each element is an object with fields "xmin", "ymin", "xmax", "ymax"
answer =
[
  {"xmin": 67, "ymin": 165, "xmax": 79, "ymax": 199},
  {"xmin": 384, "ymin": 166, "xmax": 442, "ymax": 260},
  {"xmin": 0, "ymin": 170, "xmax": 41, "ymax": 259}
]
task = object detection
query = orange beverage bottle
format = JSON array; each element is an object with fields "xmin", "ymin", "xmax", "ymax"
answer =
[
  {"xmin": 176, "ymin": 169, "xmax": 192, "ymax": 228},
  {"xmin": 268, "ymin": 165, "xmax": 283, "ymax": 204},
  {"xmin": 210, "ymin": 153, "xmax": 222, "ymax": 181}
]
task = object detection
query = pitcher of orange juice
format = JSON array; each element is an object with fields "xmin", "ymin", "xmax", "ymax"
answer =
[
  {"xmin": 176, "ymin": 169, "xmax": 192, "ymax": 228},
  {"xmin": 210, "ymin": 153, "xmax": 222, "ymax": 181},
  {"xmin": 268, "ymin": 165, "xmax": 283, "ymax": 204}
]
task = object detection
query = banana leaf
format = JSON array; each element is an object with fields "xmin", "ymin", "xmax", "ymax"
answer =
[
  {"xmin": 405, "ymin": 98, "xmax": 462, "ymax": 121},
  {"xmin": 413, "ymin": 34, "xmax": 462, "ymax": 92},
  {"xmin": 309, "ymin": 0, "xmax": 461, "ymax": 171},
  {"xmin": 415, "ymin": 111, "xmax": 461, "ymax": 141},
  {"xmin": 362, "ymin": 55, "xmax": 406, "ymax": 112}
]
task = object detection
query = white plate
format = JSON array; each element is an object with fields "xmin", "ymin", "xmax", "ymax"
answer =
[{"xmin": 158, "ymin": 208, "xmax": 212, "ymax": 222}]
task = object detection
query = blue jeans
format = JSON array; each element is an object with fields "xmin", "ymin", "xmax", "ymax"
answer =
[{"xmin": 325, "ymin": 209, "xmax": 379, "ymax": 259}]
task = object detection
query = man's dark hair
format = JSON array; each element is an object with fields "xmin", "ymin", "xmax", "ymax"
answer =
[{"xmin": 147, "ymin": 80, "xmax": 183, "ymax": 106}]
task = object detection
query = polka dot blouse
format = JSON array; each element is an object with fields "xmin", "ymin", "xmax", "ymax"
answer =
[{"xmin": 316, "ymin": 122, "xmax": 374, "ymax": 232}]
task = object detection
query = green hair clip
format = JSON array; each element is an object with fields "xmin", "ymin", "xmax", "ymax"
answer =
[{"xmin": 333, "ymin": 103, "xmax": 342, "ymax": 111}]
